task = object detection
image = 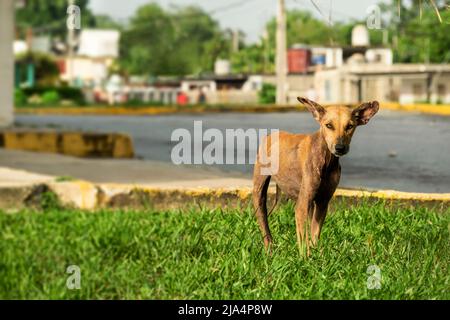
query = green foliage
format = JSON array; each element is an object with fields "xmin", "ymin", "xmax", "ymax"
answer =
[
  {"xmin": 120, "ymin": 4, "xmax": 230, "ymax": 76},
  {"xmin": 266, "ymin": 10, "xmax": 337, "ymax": 47},
  {"xmin": 22, "ymin": 86, "xmax": 85, "ymax": 105},
  {"xmin": 378, "ymin": 0, "xmax": 449, "ymax": 63},
  {"xmin": 231, "ymin": 1, "xmax": 450, "ymax": 73},
  {"xmin": 41, "ymin": 91, "xmax": 61, "ymax": 105},
  {"xmin": 55, "ymin": 176, "xmax": 75, "ymax": 183},
  {"xmin": 0, "ymin": 202, "xmax": 448, "ymax": 299},
  {"xmin": 39, "ymin": 192, "xmax": 62, "ymax": 211},
  {"xmin": 15, "ymin": 53, "xmax": 60, "ymax": 86},
  {"xmin": 14, "ymin": 89, "xmax": 27, "ymax": 106},
  {"xmin": 232, "ymin": 10, "xmax": 356, "ymax": 74},
  {"xmin": 124, "ymin": 99, "xmax": 164, "ymax": 107},
  {"xmin": 15, "ymin": 0, "xmax": 96, "ymax": 39},
  {"xmin": 259, "ymin": 83, "xmax": 276, "ymax": 104},
  {"xmin": 232, "ymin": 43, "xmax": 270, "ymax": 74},
  {"xmin": 94, "ymin": 14, "xmax": 123, "ymax": 30}
]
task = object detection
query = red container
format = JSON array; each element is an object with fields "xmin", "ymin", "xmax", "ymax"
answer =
[{"xmin": 288, "ymin": 48, "xmax": 311, "ymax": 74}]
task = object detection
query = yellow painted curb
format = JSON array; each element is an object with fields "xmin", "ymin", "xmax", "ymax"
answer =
[
  {"xmin": 334, "ymin": 188, "xmax": 450, "ymax": 202},
  {"xmin": 104, "ymin": 184, "xmax": 450, "ymax": 202},
  {"xmin": 382, "ymin": 102, "xmax": 450, "ymax": 116},
  {"xmin": 16, "ymin": 102, "xmax": 450, "ymax": 116},
  {"xmin": 2, "ymin": 179, "xmax": 449, "ymax": 210},
  {"xmin": 15, "ymin": 105, "xmax": 305, "ymax": 116},
  {"xmin": 0, "ymin": 131, "xmax": 134, "ymax": 159},
  {"xmin": 57, "ymin": 182, "xmax": 450, "ymax": 210}
]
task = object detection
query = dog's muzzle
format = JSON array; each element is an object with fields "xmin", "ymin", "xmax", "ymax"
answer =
[{"xmin": 334, "ymin": 144, "xmax": 349, "ymax": 156}]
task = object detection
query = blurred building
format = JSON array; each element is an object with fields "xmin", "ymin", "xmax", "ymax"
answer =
[
  {"xmin": 60, "ymin": 29, "xmax": 120, "ymax": 87},
  {"xmin": 315, "ymin": 63, "xmax": 450, "ymax": 104},
  {"xmin": 125, "ymin": 77, "xmax": 181, "ymax": 105},
  {"xmin": 180, "ymin": 74, "xmax": 260, "ymax": 105},
  {"xmin": 272, "ymin": 25, "xmax": 449, "ymax": 105}
]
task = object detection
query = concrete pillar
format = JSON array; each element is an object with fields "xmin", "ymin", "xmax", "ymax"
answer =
[{"xmin": 0, "ymin": 0, "xmax": 15, "ymax": 127}]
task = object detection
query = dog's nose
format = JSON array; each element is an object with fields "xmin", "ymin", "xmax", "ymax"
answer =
[{"xmin": 335, "ymin": 144, "xmax": 347, "ymax": 154}]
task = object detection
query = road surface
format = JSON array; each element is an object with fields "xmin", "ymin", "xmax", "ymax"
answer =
[{"xmin": 14, "ymin": 110, "xmax": 450, "ymax": 193}]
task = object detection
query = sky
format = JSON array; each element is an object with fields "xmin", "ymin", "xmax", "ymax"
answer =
[{"xmin": 89, "ymin": 0, "xmax": 388, "ymax": 43}]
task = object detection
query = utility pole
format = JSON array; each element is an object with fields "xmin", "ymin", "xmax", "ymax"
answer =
[
  {"xmin": 232, "ymin": 29, "xmax": 240, "ymax": 53},
  {"xmin": 0, "ymin": 0, "xmax": 14, "ymax": 127},
  {"xmin": 263, "ymin": 30, "xmax": 269, "ymax": 74},
  {"xmin": 67, "ymin": 0, "xmax": 75, "ymax": 85},
  {"xmin": 276, "ymin": 0, "xmax": 287, "ymax": 105}
]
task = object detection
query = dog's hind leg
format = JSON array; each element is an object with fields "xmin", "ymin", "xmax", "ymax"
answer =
[
  {"xmin": 268, "ymin": 184, "xmax": 280, "ymax": 217},
  {"xmin": 252, "ymin": 173, "xmax": 273, "ymax": 249}
]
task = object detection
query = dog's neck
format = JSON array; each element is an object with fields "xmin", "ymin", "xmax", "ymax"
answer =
[{"xmin": 313, "ymin": 130, "xmax": 339, "ymax": 169}]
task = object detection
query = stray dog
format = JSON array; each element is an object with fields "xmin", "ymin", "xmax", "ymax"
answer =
[{"xmin": 253, "ymin": 97, "xmax": 379, "ymax": 253}]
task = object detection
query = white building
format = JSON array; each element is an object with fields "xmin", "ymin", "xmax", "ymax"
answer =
[
  {"xmin": 314, "ymin": 63, "xmax": 450, "ymax": 105},
  {"xmin": 61, "ymin": 29, "xmax": 120, "ymax": 86},
  {"xmin": 273, "ymin": 25, "xmax": 447, "ymax": 105}
]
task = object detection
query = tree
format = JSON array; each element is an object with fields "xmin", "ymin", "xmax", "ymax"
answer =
[
  {"xmin": 231, "ymin": 2, "xmax": 450, "ymax": 74},
  {"xmin": 171, "ymin": 6, "xmax": 228, "ymax": 73},
  {"xmin": 379, "ymin": 0, "xmax": 449, "ymax": 63},
  {"xmin": 94, "ymin": 15, "xmax": 123, "ymax": 30},
  {"xmin": 231, "ymin": 43, "xmax": 270, "ymax": 74},
  {"xmin": 231, "ymin": 10, "xmax": 338, "ymax": 74},
  {"xmin": 15, "ymin": 0, "xmax": 97, "ymax": 39},
  {"xmin": 120, "ymin": 4, "xmax": 230, "ymax": 76},
  {"xmin": 120, "ymin": 4, "xmax": 175, "ymax": 75}
]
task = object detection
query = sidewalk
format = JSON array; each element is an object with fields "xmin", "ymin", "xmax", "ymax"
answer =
[
  {"xmin": 0, "ymin": 167, "xmax": 54, "ymax": 187},
  {"xmin": 0, "ymin": 149, "xmax": 448, "ymax": 211},
  {"xmin": 0, "ymin": 148, "xmax": 252, "ymax": 188}
]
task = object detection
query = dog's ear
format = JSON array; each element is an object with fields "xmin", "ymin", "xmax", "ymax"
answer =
[
  {"xmin": 352, "ymin": 101, "xmax": 379, "ymax": 126},
  {"xmin": 297, "ymin": 97, "xmax": 326, "ymax": 122}
]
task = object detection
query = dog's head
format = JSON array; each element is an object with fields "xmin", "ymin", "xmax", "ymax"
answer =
[{"xmin": 298, "ymin": 97, "xmax": 379, "ymax": 157}]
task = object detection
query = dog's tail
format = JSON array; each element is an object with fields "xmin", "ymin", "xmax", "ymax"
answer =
[{"xmin": 267, "ymin": 184, "xmax": 281, "ymax": 216}]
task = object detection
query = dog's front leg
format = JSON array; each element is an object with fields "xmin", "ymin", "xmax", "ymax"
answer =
[
  {"xmin": 294, "ymin": 180, "xmax": 318, "ymax": 256},
  {"xmin": 310, "ymin": 201, "xmax": 329, "ymax": 246}
]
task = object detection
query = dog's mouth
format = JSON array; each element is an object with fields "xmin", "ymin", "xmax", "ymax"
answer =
[
  {"xmin": 333, "ymin": 148, "xmax": 349, "ymax": 157},
  {"xmin": 333, "ymin": 151, "xmax": 347, "ymax": 157}
]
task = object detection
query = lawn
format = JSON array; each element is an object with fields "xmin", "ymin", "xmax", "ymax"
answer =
[{"xmin": 0, "ymin": 201, "xmax": 449, "ymax": 299}]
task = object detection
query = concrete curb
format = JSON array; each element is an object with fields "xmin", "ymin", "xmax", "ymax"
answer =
[
  {"xmin": 0, "ymin": 130, "xmax": 134, "ymax": 158},
  {"xmin": 15, "ymin": 105, "xmax": 304, "ymax": 116},
  {"xmin": 381, "ymin": 102, "xmax": 450, "ymax": 116},
  {"xmin": 1, "ymin": 180, "xmax": 448, "ymax": 212},
  {"xmin": 15, "ymin": 102, "xmax": 450, "ymax": 116}
]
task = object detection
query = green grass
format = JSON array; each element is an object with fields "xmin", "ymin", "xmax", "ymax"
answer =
[{"xmin": 0, "ymin": 201, "xmax": 449, "ymax": 299}]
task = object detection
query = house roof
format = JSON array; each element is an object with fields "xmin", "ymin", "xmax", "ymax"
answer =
[
  {"xmin": 342, "ymin": 64, "xmax": 450, "ymax": 75},
  {"xmin": 182, "ymin": 74, "xmax": 248, "ymax": 82}
]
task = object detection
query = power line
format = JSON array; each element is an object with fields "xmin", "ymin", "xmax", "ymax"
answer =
[
  {"xmin": 210, "ymin": 0, "xmax": 254, "ymax": 15},
  {"xmin": 290, "ymin": 0, "xmax": 357, "ymax": 20},
  {"xmin": 18, "ymin": 0, "xmax": 258, "ymax": 34}
]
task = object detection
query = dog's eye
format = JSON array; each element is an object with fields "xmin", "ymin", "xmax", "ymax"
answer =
[
  {"xmin": 326, "ymin": 123, "xmax": 333, "ymax": 130},
  {"xmin": 346, "ymin": 124, "xmax": 354, "ymax": 130}
]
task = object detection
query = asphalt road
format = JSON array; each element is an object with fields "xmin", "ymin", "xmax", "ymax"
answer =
[{"xmin": 15, "ymin": 110, "xmax": 450, "ymax": 193}]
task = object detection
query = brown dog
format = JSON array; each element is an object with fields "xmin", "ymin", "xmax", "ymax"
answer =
[{"xmin": 253, "ymin": 97, "xmax": 379, "ymax": 253}]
